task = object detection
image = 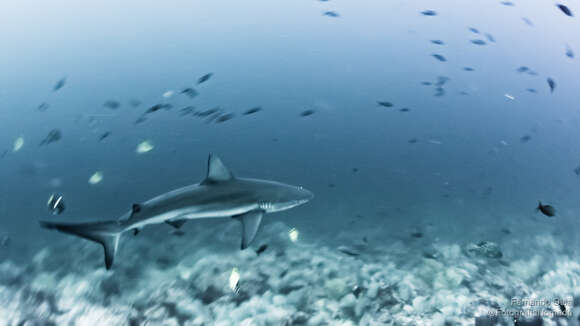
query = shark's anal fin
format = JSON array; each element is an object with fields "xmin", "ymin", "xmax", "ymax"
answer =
[
  {"xmin": 233, "ymin": 210, "xmax": 264, "ymax": 250},
  {"xmin": 201, "ymin": 154, "xmax": 234, "ymax": 185},
  {"xmin": 165, "ymin": 219, "xmax": 187, "ymax": 229}
]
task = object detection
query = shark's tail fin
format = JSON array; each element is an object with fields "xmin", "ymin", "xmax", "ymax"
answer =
[{"xmin": 39, "ymin": 220, "xmax": 125, "ymax": 270}]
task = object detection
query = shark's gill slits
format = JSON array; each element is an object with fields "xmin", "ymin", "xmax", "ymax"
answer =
[{"xmin": 258, "ymin": 201, "xmax": 272, "ymax": 210}]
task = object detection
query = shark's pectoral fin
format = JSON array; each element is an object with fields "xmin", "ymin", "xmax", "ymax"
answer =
[
  {"xmin": 233, "ymin": 210, "xmax": 264, "ymax": 250},
  {"xmin": 201, "ymin": 154, "xmax": 234, "ymax": 185},
  {"xmin": 165, "ymin": 219, "xmax": 187, "ymax": 229}
]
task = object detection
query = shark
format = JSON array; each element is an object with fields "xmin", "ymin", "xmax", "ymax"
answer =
[{"xmin": 40, "ymin": 154, "xmax": 314, "ymax": 270}]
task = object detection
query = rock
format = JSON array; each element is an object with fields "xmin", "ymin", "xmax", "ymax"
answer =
[{"xmin": 464, "ymin": 241, "xmax": 503, "ymax": 259}]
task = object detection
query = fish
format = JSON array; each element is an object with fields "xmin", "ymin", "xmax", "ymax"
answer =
[
  {"xmin": 179, "ymin": 106, "xmax": 195, "ymax": 116},
  {"xmin": 337, "ymin": 246, "xmax": 361, "ymax": 256},
  {"xmin": 323, "ymin": 11, "xmax": 339, "ymax": 17},
  {"xmin": 536, "ymin": 201, "xmax": 556, "ymax": 217},
  {"xmin": 434, "ymin": 87, "xmax": 445, "ymax": 97},
  {"xmin": 37, "ymin": 103, "xmax": 49, "ymax": 112},
  {"xmin": 377, "ymin": 101, "xmax": 393, "ymax": 107},
  {"xmin": 526, "ymin": 88, "xmax": 537, "ymax": 94},
  {"xmin": 435, "ymin": 76, "xmax": 449, "ymax": 86},
  {"xmin": 500, "ymin": 1, "xmax": 514, "ymax": 6},
  {"xmin": 181, "ymin": 87, "xmax": 198, "ymax": 98},
  {"xmin": 103, "ymin": 100, "xmax": 120, "ymax": 110},
  {"xmin": 421, "ymin": 82, "xmax": 432, "ymax": 86},
  {"xmin": 255, "ymin": 244, "xmax": 268, "ymax": 255},
  {"xmin": 243, "ymin": 107, "xmax": 262, "ymax": 115},
  {"xmin": 300, "ymin": 109, "xmax": 315, "ymax": 117},
  {"xmin": 352, "ymin": 168, "xmax": 359, "ymax": 173},
  {"xmin": 566, "ymin": 44, "xmax": 574, "ymax": 58},
  {"xmin": 547, "ymin": 78, "xmax": 556, "ymax": 93},
  {"xmin": 432, "ymin": 54, "xmax": 447, "ymax": 62},
  {"xmin": 53, "ymin": 77, "xmax": 66, "ymax": 92},
  {"xmin": 206, "ymin": 111, "xmax": 223, "ymax": 123},
  {"xmin": 134, "ymin": 116, "xmax": 147, "ymax": 125},
  {"xmin": 195, "ymin": 107, "xmax": 220, "ymax": 117},
  {"xmin": 431, "ymin": 40, "xmax": 445, "ymax": 45},
  {"xmin": 574, "ymin": 165, "xmax": 580, "ymax": 176},
  {"xmin": 40, "ymin": 154, "xmax": 314, "ymax": 269},
  {"xmin": 216, "ymin": 113, "xmax": 235, "ymax": 123},
  {"xmin": 197, "ymin": 73, "xmax": 213, "ymax": 84},
  {"xmin": 421, "ymin": 10, "xmax": 437, "ymax": 16},
  {"xmin": 129, "ymin": 99, "xmax": 142, "ymax": 108},
  {"xmin": 463, "ymin": 67, "xmax": 474, "ymax": 71},
  {"xmin": 485, "ymin": 33, "xmax": 495, "ymax": 43},
  {"xmin": 471, "ymin": 39, "xmax": 486, "ymax": 45},
  {"xmin": 516, "ymin": 66, "xmax": 529, "ymax": 73},
  {"xmin": 520, "ymin": 135, "xmax": 531, "ymax": 142},
  {"xmin": 469, "ymin": 27, "xmax": 480, "ymax": 34},
  {"xmin": 557, "ymin": 4, "xmax": 573, "ymax": 17},
  {"xmin": 399, "ymin": 108, "xmax": 410, "ymax": 112},
  {"xmin": 145, "ymin": 104, "xmax": 172, "ymax": 114},
  {"xmin": 39, "ymin": 129, "xmax": 62, "ymax": 146},
  {"xmin": 98, "ymin": 131, "xmax": 111, "ymax": 142},
  {"xmin": 408, "ymin": 138, "xmax": 418, "ymax": 144},
  {"xmin": 47, "ymin": 194, "xmax": 65, "ymax": 215},
  {"xmin": 522, "ymin": 17, "xmax": 534, "ymax": 26}
]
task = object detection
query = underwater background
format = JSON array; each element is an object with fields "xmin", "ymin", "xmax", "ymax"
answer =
[{"xmin": 1, "ymin": 0, "xmax": 580, "ymax": 325}]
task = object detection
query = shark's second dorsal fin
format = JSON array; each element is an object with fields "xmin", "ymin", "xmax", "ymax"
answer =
[
  {"xmin": 130, "ymin": 204, "xmax": 142, "ymax": 219},
  {"xmin": 201, "ymin": 154, "xmax": 234, "ymax": 185}
]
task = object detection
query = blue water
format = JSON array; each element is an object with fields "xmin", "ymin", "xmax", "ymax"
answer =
[{"xmin": 1, "ymin": 0, "xmax": 580, "ymax": 324}]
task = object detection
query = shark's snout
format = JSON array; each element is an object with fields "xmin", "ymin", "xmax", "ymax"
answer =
[{"xmin": 298, "ymin": 186, "xmax": 314, "ymax": 203}]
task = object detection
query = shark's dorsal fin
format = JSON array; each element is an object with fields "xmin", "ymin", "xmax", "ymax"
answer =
[
  {"xmin": 132, "ymin": 204, "xmax": 141, "ymax": 214},
  {"xmin": 201, "ymin": 154, "xmax": 234, "ymax": 185}
]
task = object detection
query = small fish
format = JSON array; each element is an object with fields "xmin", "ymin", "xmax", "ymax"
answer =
[
  {"xmin": 432, "ymin": 54, "xmax": 447, "ymax": 62},
  {"xmin": 300, "ymin": 109, "xmax": 315, "ymax": 117},
  {"xmin": 547, "ymin": 78, "xmax": 556, "ymax": 93},
  {"xmin": 471, "ymin": 39, "xmax": 486, "ymax": 46},
  {"xmin": 520, "ymin": 135, "xmax": 531, "ymax": 142},
  {"xmin": 504, "ymin": 94, "xmax": 515, "ymax": 100},
  {"xmin": 40, "ymin": 129, "xmax": 62, "ymax": 146},
  {"xmin": 421, "ymin": 81, "xmax": 432, "ymax": 86},
  {"xmin": 485, "ymin": 33, "xmax": 495, "ymax": 43},
  {"xmin": 337, "ymin": 246, "xmax": 361, "ymax": 256},
  {"xmin": 408, "ymin": 138, "xmax": 418, "ymax": 144},
  {"xmin": 435, "ymin": 76, "xmax": 450, "ymax": 86},
  {"xmin": 145, "ymin": 104, "xmax": 172, "ymax": 114},
  {"xmin": 255, "ymin": 244, "xmax": 268, "ymax": 255},
  {"xmin": 463, "ymin": 67, "xmax": 474, "ymax": 71},
  {"xmin": 522, "ymin": 17, "xmax": 534, "ymax": 26},
  {"xmin": 565, "ymin": 44, "xmax": 574, "ymax": 58},
  {"xmin": 89, "ymin": 171, "xmax": 103, "ymax": 185},
  {"xmin": 181, "ymin": 87, "xmax": 198, "ymax": 98},
  {"xmin": 557, "ymin": 4, "xmax": 573, "ymax": 17},
  {"xmin": 421, "ymin": 10, "xmax": 437, "ymax": 16},
  {"xmin": 244, "ymin": 107, "xmax": 262, "ymax": 115},
  {"xmin": 98, "ymin": 131, "xmax": 111, "ymax": 142},
  {"xmin": 103, "ymin": 100, "xmax": 120, "ymax": 110},
  {"xmin": 205, "ymin": 111, "xmax": 222, "ymax": 123},
  {"xmin": 410, "ymin": 232, "xmax": 423, "ymax": 238},
  {"xmin": 500, "ymin": 1, "xmax": 514, "ymax": 6},
  {"xmin": 516, "ymin": 66, "xmax": 529, "ymax": 73},
  {"xmin": 526, "ymin": 88, "xmax": 537, "ymax": 94},
  {"xmin": 195, "ymin": 107, "xmax": 219, "ymax": 117},
  {"xmin": 399, "ymin": 108, "xmax": 410, "ymax": 112},
  {"xmin": 527, "ymin": 70, "xmax": 538, "ymax": 76},
  {"xmin": 434, "ymin": 87, "xmax": 445, "ymax": 97},
  {"xmin": 13, "ymin": 137, "xmax": 24, "ymax": 152},
  {"xmin": 431, "ymin": 40, "xmax": 445, "ymax": 45},
  {"xmin": 536, "ymin": 201, "xmax": 556, "ymax": 217},
  {"xmin": 162, "ymin": 90, "xmax": 174, "ymax": 98},
  {"xmin": 47, "ymin": 193, "xmax": 65, "ymax": 215},
  {"xmin": 377, "ymin": 101, "xmax": 393, "ymax": 107},
  {"xmin": 197, "ymin": 73, "xmax": 213, "ymax": 84},
  {"xmin": 53, "ymin": 77, "xmax": 66, "ymax": 92},
  {"xmin": 129, "ymin": 99, "xmax": 142, "ymax": 108},
  {"xmin": 323, "ymin": 11, "xmax": 339, "ymax": 17},
  {"xmin": 136, "ymin": 140, "xmax": 154, "ymax": 154},
  {"xmin": 216, "ymin": 113, "xmax": 235, "ymax": 123},
  {"xmin": 134, "ymin": 116, "xmax": 147, "ymax": 124},
  {"xmin": 179, "ymin": 106, "xmax": 195, "ymax": 116},
  {"xmin": 469, "ymin": 27, "xmax": 480, "ymax": 34},
  {"xmin": 37, "ymin": 103, "xmax": 49, "ymax": 112}
]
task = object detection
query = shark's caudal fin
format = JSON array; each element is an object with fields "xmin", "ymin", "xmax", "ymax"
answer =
[{"xmin": 39, "ymin": 220, "xmax": 124, "ymax": 270}]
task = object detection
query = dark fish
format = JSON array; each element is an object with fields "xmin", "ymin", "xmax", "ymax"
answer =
[
  {"xmin": 352, "ymin": 168, "xmax": 359, "ymax": 173},
  {"xmin": 197, "ymin": 73, "xmax": 213, "ymax": 84},
  {"xmin": 98, "ymin": 131, "xmax": 111, "ymax": 142},
  {"xmin": 500, "ymin": 1, "xmax": 514, "ymax": 6},
  {"xmin": 47, "ymin": 193, "xmax": 65, "ymax": 215},
  {"xmin": 337, "ymin": 246, "xmax": 361, "ymax": 256},
  {"xmin": 408, "ymin": 138, "xmax": 418, "ymax": 144},
  {"xmin": 574, "ymin": 165, "xmax": 580, "ymax": 176},
  {"xmin": 399, "ymin": 108, "xmax": 410, "ymax": 112},
  {"xmin": 526, "ymin": 88, "xmax": 537, "ymax": 94},
  {"xmin": 53, "ymin": 78, "xmax": 66, "ymax": 92},
  {"xmin": 205, "ymin": 111, "xmax": 222, "ymax": 123},
  {"xmin": 522, "ymin": 17, "xmax": 534, "ymax": 26},
  {"xmin": 37, "ymin": 103, "xmax": 49, "ymax": 112},
  {"xmin": 463, "ymin": 67, "xmax": 474, "ymax": 71},
  {"xmin": 300, "ymin": 109, "xmax": 315, "ymax": 117},
  {"xmin": 216, "ymin": 113, "xmax": 235, "ymax": 123},
  {"xmin": 40, "ymin": 129, "xmax": 62, "ymax": 146},
  {"xmin": 434, "ymin": 87, "xmax": 445, "ymax": 97},
  {"xmin": 410, "ymin": 232, "xmax": 423, "ymax": 238},
  {"xmin": 323, "ymin": 11, "xmax": 339, "ymax": 17},
  {"xmin": 566, "ymin": 44, "xmax": 574, "ymax": 58},
  {"xmin": 421, "ymin": 10, "xmax": 437, "ymax": 16},
  {"xmin": 255, "ymin": 244, "xmax": 268, "ymax": 255},
  {"xmin": 501, "ymin": 228, "xmax": 511, "ymax": 235},
  {"xmin": 435, "ymin": 76, "xmax": 450, "ymax": 86},
  {"xmin": 516, "ymin": 66, "xmax": 529, "ymax": 73},
  {"xmin": 195, "ymin": 107, "xmax": 219, "ymax": 117},
  {"xmin": 557, "ymin": 4, "xmax": 573, "ymax": 17},
  {"xmin": 520, "ymin": 135, "xmax": 531, "ymax": 142},
  {"xmin": 244, "ymin": 106, "xmax": 262, "ymax": 115},
  {"xmin": 547, "ymin": 78, "xmax": 556, "ymax": 93},
  {"xmin": 485, "ymin": 33, "xmax": 496, "ymax": 43},
  {"xmin": 432, "ymin": 54, "xmax": 447, "ymax": 62},
  {"xmin": 134, "ymin": 116, "xmax": 147, "ymax": 124},
  {"xmin": 145, "ymin": 104, "xmax": 172, "ymax": 114},
  {"xmin": 431, "ymin": 40, "xmax": 445, "ymax": 45},
  {"xmin": 179, "ymin": 106, "xmax": 195, "ymax": 116},
  {"xmin": 181, "ymin": 87, "xmax": 198, "ymax": 98},
  {"xmin": 328, "ymin": 183, "xmax": 336, "ymax": 188},
  {"xmin": 471, "ymin": 39, "xmax": 486, "ymax": 45},
  {"xmin": 537, "ymin": 201, "xmax": 556, "ymax": 217},
  {"xmin": 559, "ymin": 303, "xmax": 567, "ymax": 313},
  {"xmin": 421, "ymin": 81, "xmax": 432, "ymax": 86},
  {"xmin": 129, "ymin": 99, "xmax": 142, "ymax": 108},
  {"xmin": 377, "ymin": 101, "xmax": 393, "ymax": 107},
  {"xmin": 103, "ymin": 100, "xmax": 120, "ymax": 110},
  {"xmin": 469, "ymin": 27, "xmax": 480, "ymax": 34}
]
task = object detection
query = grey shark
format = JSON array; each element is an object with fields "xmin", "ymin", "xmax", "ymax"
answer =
[{"xmin": 40, "ymin": 154, "xmax": 313, "ymax": 270}]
